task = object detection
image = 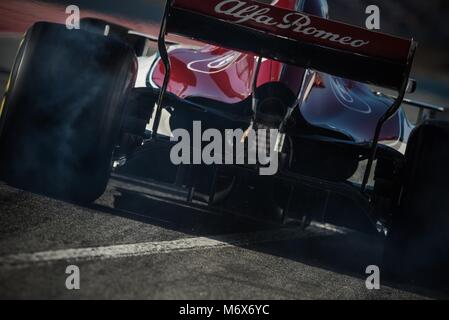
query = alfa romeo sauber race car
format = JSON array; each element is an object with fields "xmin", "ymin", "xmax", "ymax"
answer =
[{"xmin": 0, "ymin": 0, "xmax": 448, "ymax": 288}]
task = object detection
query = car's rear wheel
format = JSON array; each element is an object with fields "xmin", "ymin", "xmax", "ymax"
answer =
[
  {"xmin": 0, "ymin": 22, "xmax": 137, "ymax": 203},
  {"xmin": 383, "ymin": 120, "xmax": 449, "ymax": 290}
]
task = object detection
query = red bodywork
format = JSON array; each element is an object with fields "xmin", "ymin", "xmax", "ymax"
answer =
[{"xmin": 151, "ymin": 0, "xmax": 411, "ymax": 147}]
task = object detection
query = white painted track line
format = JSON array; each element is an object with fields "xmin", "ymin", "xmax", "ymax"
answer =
[{"xmin": 0, "ymin": 223, "xmax": 347, "ymax": 269}]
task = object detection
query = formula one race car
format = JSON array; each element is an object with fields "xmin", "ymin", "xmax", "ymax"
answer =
[{"xmin": 0, "ymin": 0, "xmax": 448, "ymax": 288}]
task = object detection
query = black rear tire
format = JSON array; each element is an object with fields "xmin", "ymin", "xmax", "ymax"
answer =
[
  {"xmin": 0, "ymin": 22, "xmax": 137, "ymax": 203},
  {"xmin": 383, "ymin": 120, "xmax": 449, "ymax": 290}
]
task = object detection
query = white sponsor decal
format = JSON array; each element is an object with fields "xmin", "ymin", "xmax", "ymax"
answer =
[
  {"xmin": 214, "ymin": 0, "xmax": 370, "ymax": 48},
  {"xmin": 187, "ymin": 51, "xmax": 244, "ymax": 74},
  {"xmin": 329, "ymin": 77, "xmax": 372, "ymax": 114}
]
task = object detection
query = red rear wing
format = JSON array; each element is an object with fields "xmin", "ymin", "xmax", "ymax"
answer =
[{"xmin": 166, "ymin": 0, "xmax": 416, "ymax": 90}]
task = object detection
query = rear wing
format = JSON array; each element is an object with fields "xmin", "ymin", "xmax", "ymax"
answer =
[
  {"xmin": 153, "ymin": 0, "xmax": 417, "ymax": 192},
  {"xmin": 166, "ymin": 0, "xmax": 416, "ymax": 90}
]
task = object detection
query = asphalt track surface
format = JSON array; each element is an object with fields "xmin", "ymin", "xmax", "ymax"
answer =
[
  {"xmin": 0, "ymin": 177, "xmax": 443, "ymax": 300},
  {"xmin": 1, "ymin": 0, "xmax": 449, "ymax": 300}
]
